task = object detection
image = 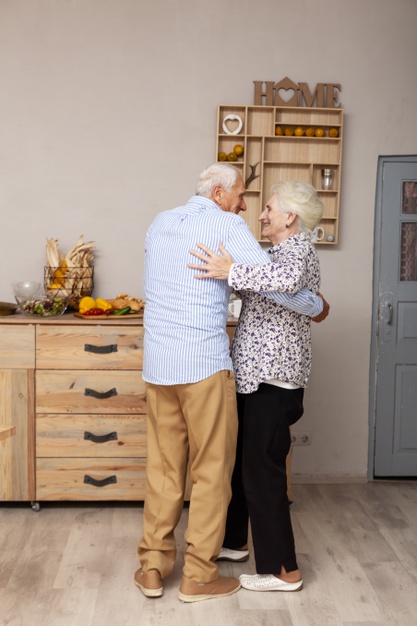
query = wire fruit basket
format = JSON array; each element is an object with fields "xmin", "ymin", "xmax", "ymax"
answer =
[{"xmin": 44, "ymin": 266, "xmax": 94, "ymax": 310}]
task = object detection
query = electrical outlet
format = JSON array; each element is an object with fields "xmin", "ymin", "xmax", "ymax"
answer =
[{"xmin": 291, "ymin": 432, "xmax": 312, "ymax": 446}]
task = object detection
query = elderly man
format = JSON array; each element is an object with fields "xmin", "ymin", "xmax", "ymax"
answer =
[{"xmin": 135, "ymin": 163, "xmax": 324, "ymax": 603}]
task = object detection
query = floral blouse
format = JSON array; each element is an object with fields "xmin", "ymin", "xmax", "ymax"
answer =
[{"xmin": 230, "ymin": 231, "xmax": 321, "ymax": 393}]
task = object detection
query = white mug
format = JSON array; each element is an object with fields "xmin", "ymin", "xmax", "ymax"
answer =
[
  {"xmin": 311, "ymin": 226, "xmax": 324, "ymax": 243},
  {"xmin": 228, "ymin": 299, "xmax": 242, "ymax": 318}
]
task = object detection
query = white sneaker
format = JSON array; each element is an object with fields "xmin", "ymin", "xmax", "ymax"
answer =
[
  {"xmin": 216, "ymin": 547, "xmax": 250, "ymax": 562},
  {"xmin": 240, "ymin": 573, "xmax": 303, "ymax": 592}
]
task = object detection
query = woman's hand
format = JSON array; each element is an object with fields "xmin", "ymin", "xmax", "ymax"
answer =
[{"xmin": 188, "ymin": 242, "xmax": 234, "ymax": 280}]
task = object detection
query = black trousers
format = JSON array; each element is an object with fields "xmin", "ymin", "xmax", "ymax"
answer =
[{"xmin": 223, "ymin": 383, "xmax": 304, "ymax": 574}]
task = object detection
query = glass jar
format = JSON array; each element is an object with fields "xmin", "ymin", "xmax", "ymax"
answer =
[{"xmin": 321, "ymin": 169, "xmax": 333, "ymax": 190}]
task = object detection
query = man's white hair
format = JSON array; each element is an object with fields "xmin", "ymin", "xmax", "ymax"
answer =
[{"xmin": 195, "ymin": 163, "xmax": 240, "ymax": 197}]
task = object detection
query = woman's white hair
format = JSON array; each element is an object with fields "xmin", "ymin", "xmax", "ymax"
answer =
[
  {"xmin": 270, "ymin": 180, "xmax": 324, "ymax": 232},
  {"xmin": 195, "ymin": 163, "xmax": 240, "ymax": 197}
]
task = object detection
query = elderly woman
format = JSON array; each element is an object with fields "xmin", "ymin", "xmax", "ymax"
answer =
[{"xmin": 189, "ymin": 180, "xmax": 324, "ymax": 592}]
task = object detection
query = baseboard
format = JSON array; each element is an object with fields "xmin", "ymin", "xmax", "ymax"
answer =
[{"xmin": 291, "ymin": 474, "xmax": 368, "ymax": 484}]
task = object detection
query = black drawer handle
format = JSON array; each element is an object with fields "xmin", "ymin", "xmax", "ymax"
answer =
[
  {"xmin": 84, "ymin": 387, "xmax": 118, "ymax": 399},
  {"xmin": 84, "ymin": 343, "xmax": 118, "ymax": 354},
  {"xmin": 83, "ymin": 474, "xmax": 117, "ymax": 488},
  {"xmin": 84, "ymin": 431, "xmax": 118, "ymax": 443}
]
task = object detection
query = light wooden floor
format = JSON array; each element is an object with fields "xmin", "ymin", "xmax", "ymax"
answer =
[{"xmin": 1, "ymin": 482, "xmax": 417, "ymax": 626}]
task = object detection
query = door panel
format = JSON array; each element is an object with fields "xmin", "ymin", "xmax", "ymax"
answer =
[{"xmin": 372, "ymin": 156, "xmax": 417, "ymax": 476}]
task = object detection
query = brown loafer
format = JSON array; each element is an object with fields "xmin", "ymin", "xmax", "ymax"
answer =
[
  {"xmin": 134, "ymin": 568, "xmax": 163, "ymax": 598},
  {"xmin": 178, "ymin": 574, "xmax": 240, "ymax": 603}
]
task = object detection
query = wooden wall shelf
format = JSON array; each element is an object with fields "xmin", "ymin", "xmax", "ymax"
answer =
[{"xmin": 216, "ymin": 105, "xmax": 343, "ymax": 245}]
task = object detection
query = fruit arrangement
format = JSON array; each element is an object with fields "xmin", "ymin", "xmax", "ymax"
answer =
[
  {"xmin": 218, "ymin": 144, "xmax": 244, "ymax": 162},
  {"xmin": 78, "ymin": 294, "xmax": 145, "ymax": 317},
  {"xmin": 275, "ymin": 125, "xmax": 339, "ymax": 138}
]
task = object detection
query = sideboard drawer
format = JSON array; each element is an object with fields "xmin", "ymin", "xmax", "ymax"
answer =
[
  {"xmin": 36, "ymin": 413, "xmax": 147, "ymax": 457},
  {"xmin": 36, "ymin": 457, "xmax": 146, "ymax": 500},
  {"xmin": 36, "ymin": 326, "xmax": 143, "ymax": 370},
  {"xmin": 36, "ymin": 370, "xmax": 146, "ymax": 413}
]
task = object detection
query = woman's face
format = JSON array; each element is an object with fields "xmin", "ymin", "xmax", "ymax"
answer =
[{"xmin": 259, "ymin": 194, "xmax": 291, "ymax": 245}]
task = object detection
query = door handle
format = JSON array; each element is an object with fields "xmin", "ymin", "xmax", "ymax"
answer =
[
  {"xmin": 84, "ymin": 343, "xmax": 118, "ymax": 354},
  {"xmin": 379, "ymin": 293, "xmax": 393, "ymax": 341},
  {"xmin": 84, "ymin": 431, "xmax": 118, "ymax": 443},
  {"xmin": 83, "ymin": 475, "xmax": 117, "ymax": 487},
  {"xmin": 387, "ymin": 303, "xmax": 393, "ymax": 325},
  {"xmin": 84, "ymin": 387, "xmax": 118, "ymax": 399}
]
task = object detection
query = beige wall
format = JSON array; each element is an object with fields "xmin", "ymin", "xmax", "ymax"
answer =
[{"xmin": 1, "ymin": 0, "xmax": 416, "ymax": 480}]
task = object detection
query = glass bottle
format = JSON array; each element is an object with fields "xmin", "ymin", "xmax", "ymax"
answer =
[{"xmin": 321, "ymin": 169, "xmax": 333, "ymax": 190}]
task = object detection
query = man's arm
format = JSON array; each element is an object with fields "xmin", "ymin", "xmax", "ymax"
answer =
[
  {"xmin": 189, "ymin": 219, "xmax": 324, "ymax": 318},
  {"xmin": 312, "ymin": 294, "xmax": 330, "ymax": 323},
  {"xmin": 269, "ymin": 288, "xmax": 323, "ymax": 317}
]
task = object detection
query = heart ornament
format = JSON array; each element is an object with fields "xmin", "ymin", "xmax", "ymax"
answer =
[{"xmin": 222, "ymin": 114, "xmax": 243, "ymax": 135}]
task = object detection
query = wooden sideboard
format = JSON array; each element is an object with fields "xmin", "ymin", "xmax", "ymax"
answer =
[{"xmin": 0, "ymin": 313, "xmax": 237, "ymax": 509}]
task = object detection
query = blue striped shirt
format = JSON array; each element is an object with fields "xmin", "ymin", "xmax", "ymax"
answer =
[{"xmin": 143, "ymin": 196, "xmax": 322, "ymax": 385}]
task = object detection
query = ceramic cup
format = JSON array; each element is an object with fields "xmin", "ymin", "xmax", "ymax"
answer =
[{"xmin": 228, "ymin": 299, "xmax": 242, "ymax": 318}]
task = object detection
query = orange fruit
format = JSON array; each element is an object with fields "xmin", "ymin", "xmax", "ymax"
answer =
[
  {"xmin": 294, "ymin": 127, "xmax": 304, "ymax": 136},
  {"xmin": 275, "ymin": 125, "xmax": 284, "ymax": 136},
  {"xmin": 305, "ymin": 127, "xmax": 315, "ymax": 137},
  {"xmin": 329, "ymin": 127, "xmax": 339, "ymax": 137},
  {"xmin": 315, "ymin": 128, "xmax": 325, "ymax": 137},
  {"xmin": 284, "ymin": 127, "xmax": 294, "ymax": 136},
  {"xmin": 227, "ymin": 152, "xmax": 238, "ymax": 161},
  {"xmin": 233, "ymin": 144, "xmax": 244, "ymax": 157},
  {"xmin": 218, "ymin": 151, "xmax": 227, "ymax": 161}
]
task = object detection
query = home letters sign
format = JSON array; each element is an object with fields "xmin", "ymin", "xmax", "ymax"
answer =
[{"xmin": 254, "ymin": 76, "xmax": 342, "ymax": 108}]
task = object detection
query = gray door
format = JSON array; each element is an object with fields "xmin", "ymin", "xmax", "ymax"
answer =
[{"xmin": 371, "ymin": 156, "xmax": 417, "ymax": 477}]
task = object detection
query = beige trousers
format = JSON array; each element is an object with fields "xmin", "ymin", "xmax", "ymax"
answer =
[{"xmin": 138, "ymin": 370, "xmax": 238, "ymax": 582}]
